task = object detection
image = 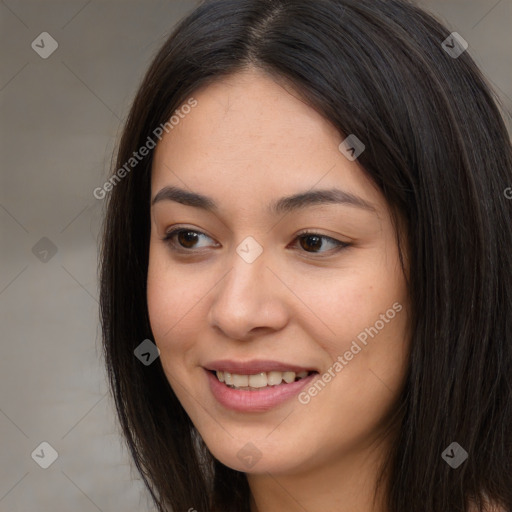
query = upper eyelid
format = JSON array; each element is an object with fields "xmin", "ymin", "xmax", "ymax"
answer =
[
  {"xmin": 163, "ymin": 227, "xmax": 215, "ymax": 243},
  {"xmin": 162, "ymin": 227, "xmax": 347, "ymax": 249},
  {"xmin": 163, "ymin": 226, "xmax": 339, "ymax": 240}
]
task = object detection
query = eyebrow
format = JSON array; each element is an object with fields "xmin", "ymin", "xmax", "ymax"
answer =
[{"xmin": 151, "ymin": 185, "xmax": 376, "ymax": 215}]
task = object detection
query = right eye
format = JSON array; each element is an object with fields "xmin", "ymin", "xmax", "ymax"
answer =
[{"xmin": 162, "ymin": 228, "xmax": 219, "ymax": 252}]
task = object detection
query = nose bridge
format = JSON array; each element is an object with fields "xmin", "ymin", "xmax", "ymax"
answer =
[
  {"xmin": 217, "ymin": 248, "xmax": 269, "ymax": 315},
  {"xmin": 208, "ymin": 244, "xmax": 287, "ymax": 339}
]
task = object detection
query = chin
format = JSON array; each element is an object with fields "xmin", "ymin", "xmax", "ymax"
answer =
[{"xmin": 199, "ymin": 431, "xmax": 312, "ymax": 475}]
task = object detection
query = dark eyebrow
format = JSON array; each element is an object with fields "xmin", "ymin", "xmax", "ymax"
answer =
[{"xmin": 151, "ymin": 186, "xmax": 376, "ymax": 214}]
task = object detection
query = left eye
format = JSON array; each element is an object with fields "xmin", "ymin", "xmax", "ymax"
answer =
[
  {"xmin": 293, "ymin": 231, "xmax": 348, "ymax": 253},
  {"xmin": 162, "ymin": 229, "xmax": 348, "ymax": 254}
]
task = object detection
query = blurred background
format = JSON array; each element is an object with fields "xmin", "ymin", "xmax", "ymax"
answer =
[{"xmin": 0, "ymin": 1, "xmax": 510, "ymax": 510}]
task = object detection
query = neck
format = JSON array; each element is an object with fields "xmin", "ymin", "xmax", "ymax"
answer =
[{"xmin": 247, "ymin": 437, "xmax": 391, "ymax": 512}]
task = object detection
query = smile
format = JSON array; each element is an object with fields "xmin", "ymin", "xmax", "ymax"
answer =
[
  {"xmin": 214, "ymin": 370, "xmax": 313, "ymax": 390},
  {"xmin": 204, "ymin": 361, "xmax": 320, "ymax": 412}
]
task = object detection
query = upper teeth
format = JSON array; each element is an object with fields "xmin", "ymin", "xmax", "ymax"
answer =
[{"xmin": 216, "ymin": 370, "xmax": 309, "ymax": 389}]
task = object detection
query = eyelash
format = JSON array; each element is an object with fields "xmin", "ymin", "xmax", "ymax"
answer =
[{"xmin": 161, "ymin": 227, "xmax": 350, "ymax": 256}]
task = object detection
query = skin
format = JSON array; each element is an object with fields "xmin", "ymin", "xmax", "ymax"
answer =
[{"xmin": 147, "ymin": 67, "xmax": 411, "ymax": 512}]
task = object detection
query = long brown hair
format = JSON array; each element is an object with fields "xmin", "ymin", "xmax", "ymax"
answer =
[{"xmin": 99, "ymin": 0, "xmax": 512, "ymax": 510}]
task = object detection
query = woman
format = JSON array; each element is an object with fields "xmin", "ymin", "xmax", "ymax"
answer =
[{"xmin": 99, "ymin": 0, "xmax": 512, "ymax": 510}]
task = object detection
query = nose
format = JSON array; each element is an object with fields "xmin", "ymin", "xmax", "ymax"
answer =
[{"xmin": 207, "ymin": 251, "xmax": 289, "ymax": 341}]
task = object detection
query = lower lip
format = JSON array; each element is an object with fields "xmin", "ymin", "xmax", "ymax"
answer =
[{"xmin": 205, "ymin": 369, "xmax": 317, "ymax": 412}]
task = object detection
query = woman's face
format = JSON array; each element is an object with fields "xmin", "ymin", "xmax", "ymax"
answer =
[{"xmin": 147, "ymin": 68, "xmax": 410, "ymax": 476}]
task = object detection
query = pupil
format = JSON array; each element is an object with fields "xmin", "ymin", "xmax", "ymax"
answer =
[
  {"xmin": 179, "ymin": 231, "xmax": 198, "ymax": 248},
  {"xmin": 301, "ymin": 235, "xmax": 322, "ymax": 252}
]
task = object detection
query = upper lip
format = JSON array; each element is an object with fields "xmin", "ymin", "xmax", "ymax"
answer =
[{"xmin": 204, "ymin": 359, "xmax": 317, "ymax": 375}]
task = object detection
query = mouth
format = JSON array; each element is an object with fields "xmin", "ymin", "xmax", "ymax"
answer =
[
  {"xmin": 203, "ymin": 360, "xmax": 320, "ymax": 412},
  {"xmin": 208, "ymin": 369, "xmax": 317, "ymax": 391}
]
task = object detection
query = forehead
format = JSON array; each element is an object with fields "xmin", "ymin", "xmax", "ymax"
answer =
[{"xmin": 151, "ymin": 69, "xmax": 383, "ymax": 213}]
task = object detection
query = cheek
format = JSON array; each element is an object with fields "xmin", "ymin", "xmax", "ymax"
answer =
[
  {"xmin": 291, "ymin": 259, "xmax": 407, "ymax": 356},
  {"xmin": 147, "ymin": 245, "xmax": 187, "ymax": 347},
  {"xmin": 147, "ymin": 248, "xmax": 171, "ymax": 341},
  {"xmin": 146, "ymin": 244, "xmax": 214, "ymax": 357},
  {"xmin": 316, "ymin": 279, "xmax": 409, "ymax": 428},
  {"xmin": 295, "ymin": 251, "xmax": 409, "ymax": 413}
]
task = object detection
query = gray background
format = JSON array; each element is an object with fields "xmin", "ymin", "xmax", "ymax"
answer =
[{"xmin": 0, "ymin": 1, "xmax": 510, "ymax": 510}]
